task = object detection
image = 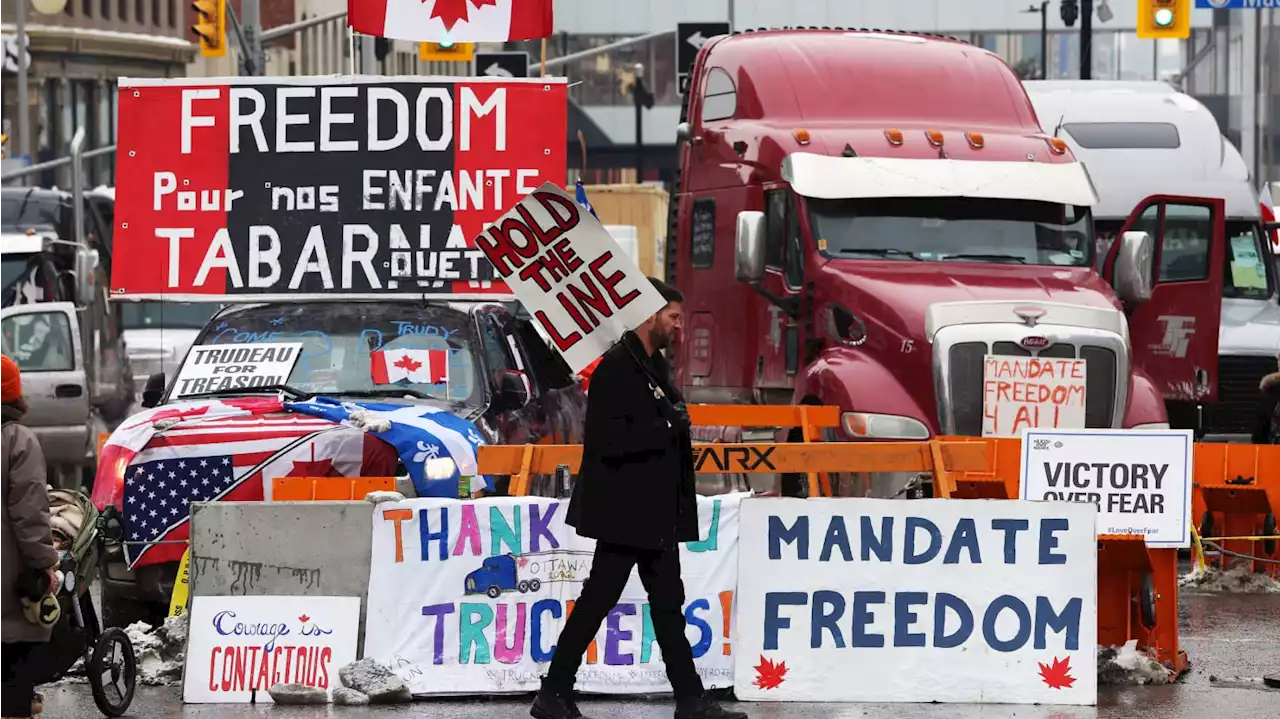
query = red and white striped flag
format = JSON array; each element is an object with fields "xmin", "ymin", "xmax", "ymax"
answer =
[
  {"xmin": 348, "ymin": 0, "xmax": 553, "ymax": 43},
  {"xmin": 370, "ymin": 348, "xmax": 449, "ymax": 385}
]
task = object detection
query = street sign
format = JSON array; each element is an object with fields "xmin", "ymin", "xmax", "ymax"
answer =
[
  {"xmin": 474, "ymin": 51, "xmax": 529, "ymax": 79},
  {"xmin": 676, "ymin": 22, "xmax": 730, "ymax": 96},
  {"xmin": 1194, "ymin": 0, "xmax": 1277, "ymax": 7}
]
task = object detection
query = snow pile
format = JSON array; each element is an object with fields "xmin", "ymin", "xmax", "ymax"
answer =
[
  {"xmin": 1178, "ymin": 564, "xmax": 1280, "ymax": 594},
  {"xmin": 347, "ymin": 409, "xmax": 391, "ymax": 433},
  {"xmin": 1097, "ymin": 640, "xmax": 1174, "ymax": 686},
  {"xmin": 44, "ymin": 657, "xmax": 88, "ymax": 686},
  {"xmin": 124, "ymin": 613, "xmax": 188, "ymax": 686}
]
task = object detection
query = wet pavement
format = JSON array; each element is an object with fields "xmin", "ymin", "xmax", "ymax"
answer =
[{"xmin": 42, "ymin": 590, "xmax": 1279, "ymax": 719}]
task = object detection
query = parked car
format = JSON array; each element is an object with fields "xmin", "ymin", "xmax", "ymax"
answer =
[{"xmin": 97, "ymin": 299, "xmax": 586, "ymax": 627}]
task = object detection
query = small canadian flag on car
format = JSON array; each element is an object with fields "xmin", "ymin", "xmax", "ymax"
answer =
[{"xmin": 370, "ymin": 349, "xmax": 449, "ymax": 385}]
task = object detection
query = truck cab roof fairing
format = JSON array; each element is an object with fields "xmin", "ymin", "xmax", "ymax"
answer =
[{"xmin": 781, "ymin": 153, "xmax": 1100, "ymax": 207}]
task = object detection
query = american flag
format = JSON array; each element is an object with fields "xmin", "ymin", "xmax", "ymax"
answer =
[{"xmin": 120, "ymin": 412, "xmax": 396, "ymax": 568}]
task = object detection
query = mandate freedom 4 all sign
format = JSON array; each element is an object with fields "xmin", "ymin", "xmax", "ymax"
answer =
[
  {"xmin": 112, "ymin": 76, "xmax": 567, "ymax": 300},
  {"xmin": 170, "ymin": 342, "xmax": 303, "ymax": 398},
  {"xmin": 734, "ymin": 498, "xmax": 1098, "ymax": 706},
  {"xmin": 983, "ymin": 356, "xmax": 1087, "ymax": 438},
  {"xmin": 1019, "ymin": 428, "xmax": 1194, "ymax": 548}
]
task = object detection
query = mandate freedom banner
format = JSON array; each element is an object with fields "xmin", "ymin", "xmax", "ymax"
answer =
[
  {"xmin": 983, "ymin": 356, "xmax": 1087, "ymax": 438},
  {"xmin": 734, "ymin": 498, "xmax": 1098, "ymax": 706},
  {"xmin": 472, "ymin": 182, "xmax": 666, "ymax": 373},
  {"xmin": 112, "ymin": 76, "xmax": 567, "ymax": 300},
  {"xmin": 363, "ymin": 494, "xmax": 743, "ymax": 695},
  {"xmin": 1019, "ymin": 428, "xmax": 1194, "ymax": 548}
]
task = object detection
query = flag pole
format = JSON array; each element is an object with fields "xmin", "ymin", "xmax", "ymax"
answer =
[{"xmin": 540, "ymin": 38, "xmax": 548, "ymax": 77}]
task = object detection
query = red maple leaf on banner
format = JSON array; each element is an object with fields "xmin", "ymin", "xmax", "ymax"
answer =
[
  {"xmin": 752, "ymin": 656, "xmax": 787, "ymax": 690},
  {"xmin": 426, "ymin": 0, "xmax": 499, "ymax": 32},
  {"xmin": 395, "ymin": 354, "xmax": 423, "ymax": 373},
  {"xmin": 298, "ymin": 615, "xmax": 310, "ymax": 624},
  {"xmin": 1038, "ymin": 656, "xmax": 1076, "ymax": 690}
]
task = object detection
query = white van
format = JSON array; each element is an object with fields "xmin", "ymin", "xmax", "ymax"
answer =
[{"xmin": 1026, "ymin": 81, "xmax": 1278, "ymax": 442}]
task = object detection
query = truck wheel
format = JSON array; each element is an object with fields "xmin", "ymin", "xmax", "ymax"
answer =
[
  {"xmin": 1138, "ymin": 572, "xmax": 1157, "ymax": 630},
  {"xmin": 517, "ymin": 580, "xmax": 530, "ymax": 593},
  {"xmin": 1263, "ymin": 513, "xmax": 1277, "ymax": 556},
  {"xmin": 528, "ymin": 579, "xmax": 541, "ymax": 592},
  {"xmin": 486, "ymin": 586, "xmax": 501, "ymax": 599}
]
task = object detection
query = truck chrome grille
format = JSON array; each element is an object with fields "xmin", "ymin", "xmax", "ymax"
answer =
[
  {"xmin": 1200, "ymin": 355, "xmax": 1275, "ymax": 437},
  {"xmin": 936, "ymin": 326, "xmax": 1126, "ymax": 436}
]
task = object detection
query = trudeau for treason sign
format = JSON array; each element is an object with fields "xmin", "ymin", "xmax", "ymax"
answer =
[{"xmin": 112, "ymin": 76, "xmax": 567, "ymax": 300}]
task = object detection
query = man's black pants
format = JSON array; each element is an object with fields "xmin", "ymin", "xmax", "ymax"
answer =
[
  {"xmin": 545, "ymin": 541, "xmax": 704, "ymax": 700},
  {"xmin": 2, "ymin": 641, "xmax": 37, "ymax": 717}
]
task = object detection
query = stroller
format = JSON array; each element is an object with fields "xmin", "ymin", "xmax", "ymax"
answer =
[{"xmin": 26, "ymin": 489, "xmax": 137, "ymax": 717}]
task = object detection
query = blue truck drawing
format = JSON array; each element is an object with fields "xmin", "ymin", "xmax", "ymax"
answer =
[{"xmin": 464, "ymin": 550, "xmax": 594, "ymax": 599}]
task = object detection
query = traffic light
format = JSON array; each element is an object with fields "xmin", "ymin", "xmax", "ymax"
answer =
[
  {"xmin": 1136, "ymin": 0, "xmax": 1190, "ymax": 40},
  {"xmin": 191, "ymin": 0, "xmax": 226, "ymax": 58},
  {"xmin": 419, "ymin": 41, "xmax": 474, "ymax": 63}
]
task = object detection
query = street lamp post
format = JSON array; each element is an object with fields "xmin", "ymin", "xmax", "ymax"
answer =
[{"xmin": 1023, "ymin": 1, "xmax": 1050, "ymax": 80}]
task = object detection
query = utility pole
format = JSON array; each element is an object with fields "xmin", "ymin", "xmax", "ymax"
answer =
[
  {"xmin": 1023, "ymin": 2, "xmax": 1050, "ymax": 80},
  {"xmin": 1080, "ymin": 0, "xmax": 1093, "ymax": 80},
  {"xmin": 361, "ymin": 35, "xmax": 377, "ymax": 74},
  {"xmin": 241, "ymin": 0, "xmax": 267, "ymax": 76},
  {"xmin": 16, "ymin": 0, "xmax": 29, "ymax": 164}
]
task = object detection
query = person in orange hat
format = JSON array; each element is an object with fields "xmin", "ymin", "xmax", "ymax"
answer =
[{"xmin": 2, "ymin": 354, "xmax": 60, "ymax": 718}]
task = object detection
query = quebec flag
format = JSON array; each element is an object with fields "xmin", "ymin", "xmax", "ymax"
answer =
[{"xmin": 286, "ymin": 397, "xmax": 492, "ymax": 498}]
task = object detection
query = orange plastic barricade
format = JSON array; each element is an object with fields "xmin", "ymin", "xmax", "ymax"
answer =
[
  {"xmin": 271, "ymin": 476, "xmax": 397, "ymax": 501},
  {"xmin": 1191, "ymin": 443, "xmax": 1280, "ymax": 577},
  {"xmin": 932, "ymin": 435, "xmax": 1189, "ymax": 678},
  {"xmin": 479, "ymin": 439, "xmax": 988, "ymax": 498},
  {"xmin": 689, "ymin": 404, "xmax": 842, "ymax": 497}
]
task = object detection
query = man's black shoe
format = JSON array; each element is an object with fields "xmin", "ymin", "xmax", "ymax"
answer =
[
  {"xmin": 674, "ymin": 695, "xmax": 748, "ymax": 719},
  {"xmin": 530, "ymin": 684, "xmax": 587, "ymax": 719}
]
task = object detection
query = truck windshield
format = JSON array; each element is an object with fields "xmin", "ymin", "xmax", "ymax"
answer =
[
  {"xmin": 121, "ymin": 302, "xmax": 219, "ymax": 330},
  {"xmin": 186, "ymin": 302, "xmax": 482, "ymax": 406},
  {"xmin": 0, "ymin": 191, "xmax": 62, "ymax": 233},
  {"xmin": 810, "ymin": 197, "xmax": 1094, "ymax": 267}
]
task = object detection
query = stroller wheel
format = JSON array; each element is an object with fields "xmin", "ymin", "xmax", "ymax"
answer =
[{"xmin": 89, "ymin": 627, "xmax": 137, "ymax": 717}]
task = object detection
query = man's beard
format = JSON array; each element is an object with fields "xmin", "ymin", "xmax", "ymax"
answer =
[{"xmin": 648, "ymin": 325, "xmax": 671, "ymax": 352}]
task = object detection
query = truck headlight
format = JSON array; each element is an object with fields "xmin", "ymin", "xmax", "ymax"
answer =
[{"xmin": 842, "ymin": 412, "xmax": 931, "ymax": 440}]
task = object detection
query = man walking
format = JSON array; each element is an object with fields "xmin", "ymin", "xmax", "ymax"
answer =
[{"xmin": 531, "ymin": 279, "xmax": 746, "ymax": 719}]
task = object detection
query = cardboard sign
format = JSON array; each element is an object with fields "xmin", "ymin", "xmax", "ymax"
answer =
[
  {"xmin": 183, "ymin": 595, "xmax": 361, "ymax": 703},
  {"xmin": 363, "ymin": 494, "xmax": 742, "ymax": 695},
  {"xmin": 983, "ymin": 356, "xmax": 1087, "ymax": 438},
  {"xmin": 170, "ymin": 342, "xmax": 303, "ymax": 398},
  {"xmin": 472, "ymin": 182, "xmax": 666, "ymax": 373},
  {"xmin": 111, "ymin": 76, "xmax": 567, "ymax": 301},
  {"xmin": 1020, "ymin": 428, "xmax": 1194, "ymax": 548},
  {"xmin": 734, "ymin": 497, "xmax": 1098, "ymax": 705}
]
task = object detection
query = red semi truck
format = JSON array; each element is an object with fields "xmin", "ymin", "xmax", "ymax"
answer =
[{"xmin": 668, "ymin": 28, "xmax": 1229, "ymax": 497}]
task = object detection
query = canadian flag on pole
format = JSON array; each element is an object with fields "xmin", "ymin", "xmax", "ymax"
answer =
[
  {"xmin": 347, "ymin": 0, "xmax": 553, "ymax": 43},
  {"xmin": 370, "ymin": 349, "xmax": 450, "ymax": 385}
]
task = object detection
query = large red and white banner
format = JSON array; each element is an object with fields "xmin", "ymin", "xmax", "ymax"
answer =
[
  {"xmin": 348, "ymin": 0, "xmax": 553, "ymax": 43},
  {"xmin": 112, "ymin": 76, "xmax": 567, "ymax": 301}
]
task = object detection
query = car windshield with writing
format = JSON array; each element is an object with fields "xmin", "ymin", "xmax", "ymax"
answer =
[
  {"xmin": 811, "ymin": 197, "xmax": 1094, "ymax": 267},
  {"xmin": 181, "ymin": 302, "xmax": 482, "ymax": 407}
]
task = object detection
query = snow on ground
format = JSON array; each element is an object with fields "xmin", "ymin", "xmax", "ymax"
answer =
[
  {"xmin": 1178, "ymin": 564, "xmax": 1280, "ymax": 594},
  {"xmin": 125, "ymin": 613, "xmax": 189, "ymax": 686},
  {"xmin": 1097, "ymin": 640, "xmax": 1175, "ymax": 686}
]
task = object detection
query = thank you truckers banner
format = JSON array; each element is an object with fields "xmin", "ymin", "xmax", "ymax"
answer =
[
  {"xmin": 111, "ymin": 76, "xmax": 567, "ymax": 300},
  {"xmin": 734, "ymin": 498, "xmax": 1098, "ymax": 706},
  {"xmin": 363, "ymin": 494, "xmax": 743, "ymax": 695}
]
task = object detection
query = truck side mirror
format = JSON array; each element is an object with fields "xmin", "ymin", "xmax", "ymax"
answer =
[
  {"xmin": 141, "ymin": 372, "xmax": 166, "ymax": 409},
  {"xmin": 74, "ymin": 248, "xmax": 99, "ymax": 305},
  {"xmin": 1114, "ymin": 230, "xmax": 1154, "ymax": 304},
  {"xmin": 676, "ymin": 122, "xmax": 692, "ymax": 144},
  {"xmin": 734, "ymin": 211, "xmax": 767, "ymax": 283},
  {"xmin": 497, "ymin": 369, "xmax": 530, "ymax": 410}
]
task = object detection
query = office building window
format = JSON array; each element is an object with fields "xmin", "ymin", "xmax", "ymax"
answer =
[
  {"xmin": 118, "ymin": 0, "xmax": 127, "ymax": 21},
  {"xmin": 136, "ymin": 0, "xmax": 144, "ymax": 23},
  {"xmin": 82, "ymin": 0, "xmax": 92, "ymax": 17},
  {"xmin": 101, "ymin": 0, "xmax": 110, "ymax": 18},
  {"xmin": 152, "ymin": 0, "xmax": 160, "ymax": 26},
  {"xmin": 168, "ymin": 0, "xmax": 176, "ymax": 28}
]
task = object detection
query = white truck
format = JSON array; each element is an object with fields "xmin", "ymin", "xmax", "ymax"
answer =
[{"xmin": 1026, "ymin": 80, "xmax": 1280, "ymax": 443}]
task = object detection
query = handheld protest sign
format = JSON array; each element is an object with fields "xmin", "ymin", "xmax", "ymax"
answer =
[
  {"xmin": 473, "ymin": 182, "xmax": 666, "ymax": 373},
  {"xmin": 170, "ymin": 342, "xmax": 303, "ymax": 399},
  {"xmin": 111, "ymin": 76, "xmax": 567, "ymax": 302}
]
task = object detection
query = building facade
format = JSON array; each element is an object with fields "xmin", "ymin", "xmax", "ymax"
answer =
[{"xmin": 1, "ymin": 0, "xmax": 196, "ymax": 186}]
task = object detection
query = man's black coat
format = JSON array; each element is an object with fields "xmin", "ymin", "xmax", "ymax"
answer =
[{"xmin": 565, "ymin": 331, "xmax": 700, "ymax": 550}]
